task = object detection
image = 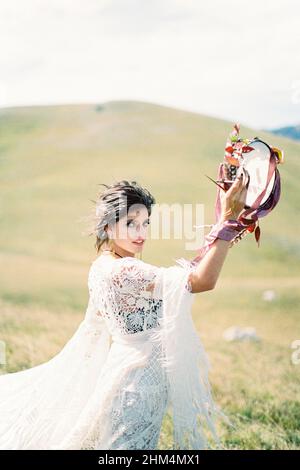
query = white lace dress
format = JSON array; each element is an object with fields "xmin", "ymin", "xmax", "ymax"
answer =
[
  {"xmin": 0, "ymin": 255, "xmax": 223, "ymax": 450},
  {"xmin": 85, "ymin": 255, "xmax": 188, "ymax": 450}
]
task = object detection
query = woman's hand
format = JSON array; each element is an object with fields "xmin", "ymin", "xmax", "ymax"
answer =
[
  {"xmin": 219, "ymin": 168, "xmax": 249, "ymax": 222},
  {"xmin": 188, "ymin": 167, "xmax": 249, "ymax": 293}
]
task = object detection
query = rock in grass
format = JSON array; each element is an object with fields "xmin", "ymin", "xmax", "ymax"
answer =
[{"xmin": 223, "ymin": 326, "xmax": 260, "ymax": 342}]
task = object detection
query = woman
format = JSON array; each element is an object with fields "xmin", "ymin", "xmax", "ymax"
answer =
[{"xmin": 0, "ymin": 175, "xmax": 247, "ymax": 450}]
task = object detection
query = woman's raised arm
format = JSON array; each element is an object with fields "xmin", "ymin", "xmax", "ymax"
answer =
[{"xmin": 188, "ymin": 169, "xmax": 248, "ymax": 294}]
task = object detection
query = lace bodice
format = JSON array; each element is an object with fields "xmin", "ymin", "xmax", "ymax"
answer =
[{"xmin": 87, "ymin": 255, "xmax": 193, "ymax": 338}]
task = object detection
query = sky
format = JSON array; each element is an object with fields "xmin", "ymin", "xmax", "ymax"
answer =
[{"xmin": 0, "ymin": 0, "xmax": 299, "ymax": 129}]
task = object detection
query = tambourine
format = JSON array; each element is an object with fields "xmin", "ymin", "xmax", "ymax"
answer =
[{"xmin": 205, "ymin": 123, "xmax": 284, "ymax": 247}]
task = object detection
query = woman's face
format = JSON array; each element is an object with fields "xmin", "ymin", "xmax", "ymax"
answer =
[{"xmin": 107, "ymin": 205, "xmax": 150, "ymax": 256}]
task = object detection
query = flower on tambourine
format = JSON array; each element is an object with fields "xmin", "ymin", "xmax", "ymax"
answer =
[
  {"xmin": 225, "ymin": 123, "xmax": 255, "ymax": 165},
  {"xmin": 229, "ymin": 122, "xmax": 240, "ymax": 141},
  {"xmin": 241, "ymin": 145, "xmax": 254, "ymax": 153},
  {"xmin": 225, "ymin": 145, "xmax": 234, "ymax": 154}
]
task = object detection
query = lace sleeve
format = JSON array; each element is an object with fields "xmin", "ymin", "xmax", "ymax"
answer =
[
  {"xmin": 89, "ymin": 257, "xmax": 191, "ymax": 334},
  {"xmin": 110, "ymin": 257, "xmax": 194, "ymax": 299},
  {"xmin": 88, "ymin": 256, "xmax": 195, "ymax": 335},
  {"xmin": 111, "ymin": 257, "xmax": 161, "ymax": 297},
  {"xmin": 105, "ymin": 257, "xmax": 163, "ymax": 334}
]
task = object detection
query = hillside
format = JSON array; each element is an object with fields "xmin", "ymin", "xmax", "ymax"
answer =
[{"xmin": 0, "ymin": 101, "xmax": 298, "ymax": 273}]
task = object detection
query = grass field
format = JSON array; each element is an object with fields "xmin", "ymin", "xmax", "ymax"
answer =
[{"xmin": 0, "ymin": 101, "xmax": 299, "ymax": 449}]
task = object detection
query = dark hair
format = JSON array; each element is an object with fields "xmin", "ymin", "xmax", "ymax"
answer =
[{"xmin": 81, "ymin": 180, "xmax": 156, "ymax": 254}]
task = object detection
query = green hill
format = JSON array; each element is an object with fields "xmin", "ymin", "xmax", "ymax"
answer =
[
  {"xmin": 0, "ymin": 100, "xmax": 298, "ymax": 271},
  {"xmin": 0, "ymin": 101, "xmax": 299, "ymax": 449}
]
